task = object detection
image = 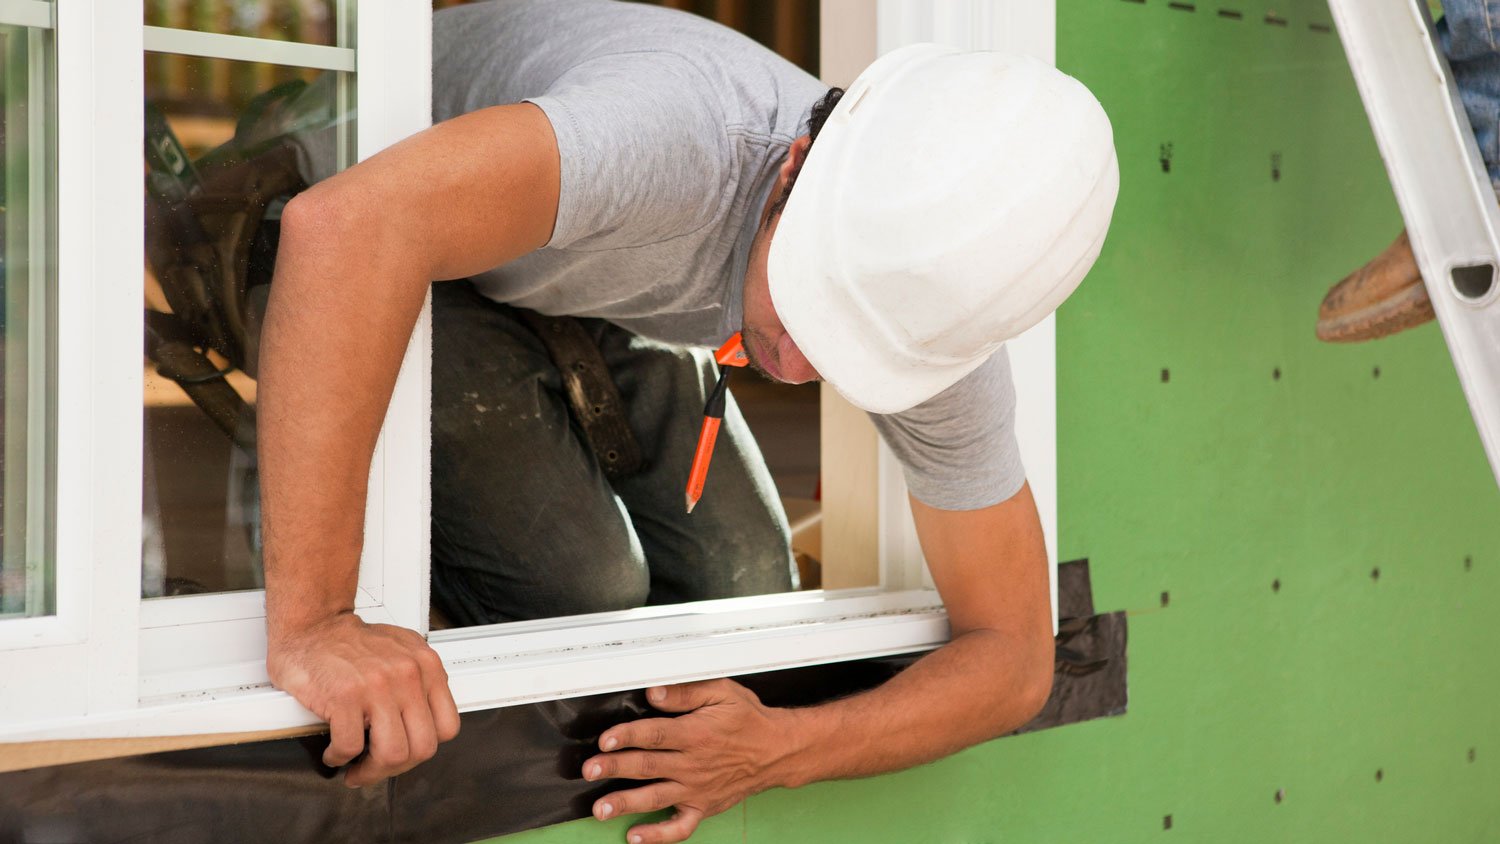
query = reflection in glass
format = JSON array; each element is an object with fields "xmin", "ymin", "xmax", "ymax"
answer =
[
  {"xmin": 0, "ymin": 23, "xmax": 53, "ymax": 619},
  {"xmin": 143, "ymin": 56, "xmax": 353, "ymax": 597},
  {"xmin": 145, "ymin": 0, "xmax": 342, "ymax": 47}
]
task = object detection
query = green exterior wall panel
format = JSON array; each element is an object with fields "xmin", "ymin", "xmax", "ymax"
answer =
[{"xmin": 480, "ymin": 2, "xmax": 1500, "ymax": 841}]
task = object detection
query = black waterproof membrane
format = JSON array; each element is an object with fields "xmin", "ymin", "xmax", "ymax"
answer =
[{"xmin": 0, "ymin": 561, "xmax": 1125, "ymax": 844}]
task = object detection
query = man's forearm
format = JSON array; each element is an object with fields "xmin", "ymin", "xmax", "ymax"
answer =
[
  {"xmin": 259, "ymin": 186, "xmax": 432, "ymax": 639},
  {"xmin": 772, "ymin": 627, "xmax": 1052, "ymax": 788},
  {"xmin": 766, "ymin": 492, "xmax": 1056, "ymax": 789},
  {"xmin": 260, "ymin": 105, "xmax": 559, "ymax": 641}
]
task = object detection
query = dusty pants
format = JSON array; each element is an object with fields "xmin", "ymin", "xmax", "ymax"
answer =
[{"xmin": 429, "ymin": 280, "xmax": 794, "ymax": 626}]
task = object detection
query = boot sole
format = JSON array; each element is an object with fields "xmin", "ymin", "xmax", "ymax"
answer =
[{"xmin": 1316, "ymin": 282, "xmax": 1435, "ymax": 343}]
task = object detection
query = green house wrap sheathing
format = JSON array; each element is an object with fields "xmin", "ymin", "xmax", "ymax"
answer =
[{"xmin": 487, "ymin": 1, "xmax": 1500, "ymax": 841}]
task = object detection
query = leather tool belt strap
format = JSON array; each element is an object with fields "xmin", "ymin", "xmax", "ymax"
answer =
[{"xmin": 516, "ymin": 310, "xmax": 646, "ymax": 480}]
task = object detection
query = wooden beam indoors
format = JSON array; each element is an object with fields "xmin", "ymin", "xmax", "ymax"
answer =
[
  {"xmin": 816, "ymin": 0, "xmax": 881, "ymax": 590},
  {"xmin": 0, "ymin": 725, "xmax": 327, "ymax": 774}
]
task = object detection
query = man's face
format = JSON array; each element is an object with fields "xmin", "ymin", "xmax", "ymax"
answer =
[{"xmin": 740, "ymin": 210, "xmax": 820, "ymax": 385}]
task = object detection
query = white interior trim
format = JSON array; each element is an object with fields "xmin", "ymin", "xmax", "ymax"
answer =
[
  {"xmin": 0, "ymin": 0, "xmax": 51, "ymax": 30},
  {"xmin": 142, "ymin": 26, "xmax": 355, "ymax": 71}
]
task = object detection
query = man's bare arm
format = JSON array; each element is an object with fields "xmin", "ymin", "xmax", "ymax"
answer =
[
  {"xmin": 583, "ymin": 482, "xmax": 1055, "ymax": 843},
  {"xmin": 260, "ymin": 103, "xmax": 560, "ymax": 786}
]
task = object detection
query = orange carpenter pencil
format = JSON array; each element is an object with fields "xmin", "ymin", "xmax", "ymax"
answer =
[
  {"xmin": 685, "ymin": 334, "xmax": 745, "ymax": 514},
  {"xmin": 685, "ymin": 414, "xmax": 722, "ymax": 514}
]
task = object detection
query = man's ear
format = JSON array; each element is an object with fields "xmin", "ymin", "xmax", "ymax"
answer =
[{"xmin": 778, "ymin": 135, "xmax": 812, "ymax": 181}]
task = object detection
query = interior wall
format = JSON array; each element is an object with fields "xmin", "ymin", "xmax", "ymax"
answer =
[
  {"xmin": 432, "ymin": 0, "xmax": 820, "ymax": 76},
  {"xmin": 471, "ymin": 0, "xmax": 1500, "ymax": 841}
]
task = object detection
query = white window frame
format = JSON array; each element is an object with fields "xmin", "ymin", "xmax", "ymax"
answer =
[
  {"xmin": 1, "ymin": 0, "xmax": 1059, "ymax": 746},
  {"xmin": 0, "ymin": 0, "xmax": 432, "ymax": 734}
]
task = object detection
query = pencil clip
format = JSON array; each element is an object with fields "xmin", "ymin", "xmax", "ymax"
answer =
[{"xmin": 715, "ymin": 332, "xmax": 749, "ymax": 368}]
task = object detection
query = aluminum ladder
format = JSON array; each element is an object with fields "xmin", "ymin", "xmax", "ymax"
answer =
[{"xmin": 1329, "ymin": 1, "xmax": 1500, "ymax": 490}]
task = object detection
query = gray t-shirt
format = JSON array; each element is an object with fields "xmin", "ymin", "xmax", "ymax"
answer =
[{"xmin": 433, "ymin": 0, "xmax": 1025, "ymax": 510}]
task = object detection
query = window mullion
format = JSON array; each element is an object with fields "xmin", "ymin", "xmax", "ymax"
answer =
[{"xmin": 53, "ymin": 0, "xmax": 144, "ymax": 713}]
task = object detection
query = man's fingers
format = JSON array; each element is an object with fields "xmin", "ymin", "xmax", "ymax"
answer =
[
  {"xmin": 584, "ymin": 749, "xmax": 680, "ymax": 782},
  {"xmin": 627, "ymin": 807, "xmax": 705, "ymax": 844},
  {"xmin": 417, "ymin": 646, "xmax": 461, "ymax": 743},
  {"xmin": 324, "ymin": 708, "xmax": 367, "ymax": 768},
  {"xmin": 592, "ymin": 782, "xmax": 687, "ymax": 821},
  {"xmin": 601, "ymin": 717, "xmax": 685, "ymax": 752},
  {"xmin": 275, "ymin": 618, "xmax": 458, "ymax": 784},
  {"xmin": 428, "ymin": 679, "xmax": 462, "ymax": 743},
  {"xmin": 645, "ymin": 679, "xmax": 740, "ymax": 714},
  {"xmin": 401, "ymin": 699, "xmax": 440, "ymax": 767},
  {"xmin": 346, "ymin": 704, "xmax": 408, "ymax": 788}
]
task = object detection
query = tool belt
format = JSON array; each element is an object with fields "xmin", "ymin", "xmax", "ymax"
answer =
[
  {"xmin": 515, "ymin": 310, "xmax": 646, "ymax": 481},
  {"xmin": 144, "ymin": 138, "xmax": 306, "ymax": 455}
]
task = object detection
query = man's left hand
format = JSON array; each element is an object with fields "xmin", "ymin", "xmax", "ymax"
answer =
[{"xmin": 583, "ymin": 679, "xmax": 800, "ymax": 844}]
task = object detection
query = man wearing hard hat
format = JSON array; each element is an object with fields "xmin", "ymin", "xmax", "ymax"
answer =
[{"xmin": 258, "ymin": 1, "xmax": 1117, "ymax": 841}]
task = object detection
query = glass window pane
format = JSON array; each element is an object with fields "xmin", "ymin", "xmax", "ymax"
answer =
[
  {"xmin": 143, "ymin": 56, "xmax": 353, "ymax": 598},
  {"xmin": 145, "ymin": 0, "xmax": 346, "ymax": 48},
  {"xmin": 0, "ymin": 21, "xmax": 54, "ymax": 619}
]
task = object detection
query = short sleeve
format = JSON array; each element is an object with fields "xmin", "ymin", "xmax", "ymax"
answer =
[
  {"xmin": 867, "ymin": 349, "xmax": 1027, "ymax": 511},
  {"xmin": 525, "ymin": 52, "xmax": 732, "ymax": 251}
]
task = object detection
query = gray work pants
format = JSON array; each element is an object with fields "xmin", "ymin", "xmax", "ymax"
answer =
[{"xmin": 430, "ymin": 280, "xmax": 794, "ymax": 626}]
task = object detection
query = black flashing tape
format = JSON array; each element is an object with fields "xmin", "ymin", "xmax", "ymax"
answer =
[{"xmin": 0, "ymin": 562, "xmax": 1125, "ymax": 843}]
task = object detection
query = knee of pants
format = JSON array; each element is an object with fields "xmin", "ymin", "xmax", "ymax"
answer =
[
  {"xmin": 432, "ymin": 514, "xmax": 652, "ymax": 625},
  {"xmin": 546, "ymin": 529, "xmax": 653, "ymax": 617},
  {"xmin": 709, "ymin": 506, "xmax": 796, "ymax": 597},
  {"xmin": 640, "ymin": 497, "xmax": 795, "ymax": 604}
]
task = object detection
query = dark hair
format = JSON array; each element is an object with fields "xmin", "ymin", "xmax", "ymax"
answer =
[{"xmin": 768, "ymin": 86, "xmax": 845, "ymax": 218}]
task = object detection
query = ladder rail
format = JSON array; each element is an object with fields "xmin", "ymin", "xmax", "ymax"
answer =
[{"xmin": 1329, "ymin": 0, "xmax": 1500, "ymax": 490}]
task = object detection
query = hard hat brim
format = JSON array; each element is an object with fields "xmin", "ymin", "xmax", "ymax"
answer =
[{"xmin": 769, "ymin": 233, "xmax": 989, "ymax": 415}]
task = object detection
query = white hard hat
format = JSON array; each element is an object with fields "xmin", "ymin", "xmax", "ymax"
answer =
[{"xmin": 768, "ymin": 43, "xmax": 1119, "ymax": 415}]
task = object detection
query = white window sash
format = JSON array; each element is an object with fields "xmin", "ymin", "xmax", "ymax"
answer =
[
  {"xmin": 0, "ymin": 0, "xmax": 142, "ymax": 725},
  {"xmin": 0, "ymin": 0, "xmax": 431, "ymax": 730},
  {"xmin": 134, "ymin": 0, "xmax": 433, "ymax": 635}
]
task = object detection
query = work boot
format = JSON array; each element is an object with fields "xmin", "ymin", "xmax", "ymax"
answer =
[{"xmin": 1316, "ymin": 230, "xmax": 1435, "ymax": 342}]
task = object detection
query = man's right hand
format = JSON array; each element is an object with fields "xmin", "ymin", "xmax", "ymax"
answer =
[{"xmin": 267, "ymin": 613, "xmax": 461, "ymax": 787}]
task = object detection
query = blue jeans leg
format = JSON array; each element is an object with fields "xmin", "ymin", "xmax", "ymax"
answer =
[{"xmin": 1441, "ymin": 0, "xmax": 1500, "ymax": 187}]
